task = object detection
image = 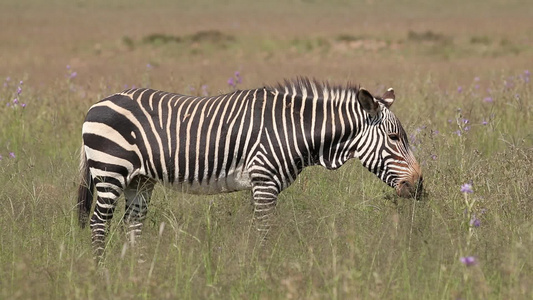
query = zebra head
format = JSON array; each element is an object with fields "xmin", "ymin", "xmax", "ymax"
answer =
[{"xmin": 355, "ymin": 87, "xmax": 423, "ymax": 199}]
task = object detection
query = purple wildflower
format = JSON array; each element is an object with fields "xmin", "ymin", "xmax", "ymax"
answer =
[
  {"xmin": 474, "ymin": 77, "xmax": 480, "ymax": 82},
  {"xmin": 146, "ymin": 63, "xmax": 152, "ymax": 69},
  {"xmin": 464, "ymin": 126, "xmax": 470, "ymax": 131},
  {"xmin": 16, "ymin": 86, "xmax": 22, "ymax": 95},
  {"xmin": 461, "ymin": 183, "xmax": 473, "ymax": 194},
  {"xmin": 431, "ymin": 154, "xmax": 437, "ymax": 160},
  {"xmin": 201, "ymin": 85, "xmax": 208, "ymax": 96},
  {"xmin": 19, "ymin": 80, "xmax": 23, "ymax": 85},
  {"xmin": 460, "ymin": 256, "xmax": 477, "ymax": 267},
  {"xmin": 482, "ymin": 120, "xmax": 488, "ymax": 125},
  {"xmin": 454, "ymin": 130, "xmax": 462, "ymax": 137},
  {"xmin": 227, "ymin": 77, "xmax": 236, "ymax": 88},
  {"xmin": 524, "ymin": 70, "xmax": 530, "ymax": 83},
  {"xmin": 235, "ymin": 71, "xmax": 242, "ymax": 84},
  {"xmin": 470, "ymin": 215, "xmax": 481, "ymax": 227},
  {"xmin": 483, "ymin": 97, "xmax": 493, "ymax": 103},
  {"xmin": 9, "ymin": 152, "xmax": 15, "ymax": 159},
  {"xmin": 0, "ymin": 154, "xmax": 2, "ymax": 161},
  {"xmin": 13, "ymin": 98, "xmax": 18, "ymax": 105},
  {"xmin": 462, "ymin": 118, "xmax": 469, "ymax": 124},
  {"xmin": 457, "ymin": 86, "xmax": 463, "ymax": 93},
  {"xmin": 21, "ymin": 103, "xmax": 26, "ymax": 108},
  {"xmin": 66, "ymin": 65, "xmax": 77, "ymax": 79},
  {"xmin": 432, "ymin": 129, "xmax": 439, "ymax": 135}
]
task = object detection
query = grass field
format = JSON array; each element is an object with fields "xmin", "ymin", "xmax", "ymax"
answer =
[{"xmin": 1, "ymin": 0, "xmax": 532, "ymax": 299}]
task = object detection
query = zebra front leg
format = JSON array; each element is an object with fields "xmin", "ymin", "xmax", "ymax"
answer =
[
  {"xmin": 90, "ymin": 183, "xmax": 122, "ymax": 262},
  {"xmin": 251, "ymin": 181, "xmax": 280, "ymax": 239},
  {"xmin": 123, "ymin": 176, "xmax": 155, "ymax": 253}
]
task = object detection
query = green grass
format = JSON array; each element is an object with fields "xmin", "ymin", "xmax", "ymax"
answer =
[
  {"xmin": 1, "ymin": 0, "xmax": 532, "ymax": 299},
  {"xmin": 1, "ymin": 68, "xmax": 531, "ymax": 300}
]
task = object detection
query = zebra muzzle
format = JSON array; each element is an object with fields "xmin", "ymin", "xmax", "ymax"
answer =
[{"xmin": 397, "ymin": 176, "xmax": 423, "ymax": 199}]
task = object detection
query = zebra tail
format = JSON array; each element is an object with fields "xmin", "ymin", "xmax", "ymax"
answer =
[{"xmin": 77, "ymin": 144, "xmax": 94, "ymax": 228}]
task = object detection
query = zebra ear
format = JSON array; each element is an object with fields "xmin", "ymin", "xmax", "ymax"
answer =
[
  {"xmin": 381, "ymin": 88, "xmax": 395, "ymax": 108},
  {"xmin": 357, "ymin": 88, "xmax": 380, "ymax": 116}
]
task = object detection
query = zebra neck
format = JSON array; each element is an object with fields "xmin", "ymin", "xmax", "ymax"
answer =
[{"xmin": 303, "ymin": 91, "xmax": 363, "ymax": 171}]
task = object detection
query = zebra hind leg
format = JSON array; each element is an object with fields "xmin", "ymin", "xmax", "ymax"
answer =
[
  {"xmin": 251, "ymin": 181, "xmax": 280, "ymax": 241},
  {"xmin": 90, "ymin": 181, "xmax": 122, "ymax": 262},
  {"xmin": 123, "ymin": 176, "xmax": 155, "ymax": 260}
]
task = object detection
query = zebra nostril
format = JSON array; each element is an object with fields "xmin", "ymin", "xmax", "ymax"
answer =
[
  {"xmin": 396, "ymin": 180, "xmax": 414, "ymax": 198},
  {"xmin": 400, "ymin": 180, "xmax": 411, "ymax": 189},
  {"xmin": 397, "ymin": 178, "xmax": 425, "ymax": 199}
]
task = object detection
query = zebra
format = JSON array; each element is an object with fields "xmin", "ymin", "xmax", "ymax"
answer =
[{"xmin": 77, "ymin": 77, "xmax": 423, "ymax": 260}]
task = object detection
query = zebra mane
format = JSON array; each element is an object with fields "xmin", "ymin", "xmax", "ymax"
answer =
[{"xmin": 267, "ymin": 77, "xmax": 360, "ymax": 96}]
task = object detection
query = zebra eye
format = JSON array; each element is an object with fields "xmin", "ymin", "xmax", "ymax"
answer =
[{"xmin": 388, "ymin": 133, "xmax": 399, "ymax": 141}]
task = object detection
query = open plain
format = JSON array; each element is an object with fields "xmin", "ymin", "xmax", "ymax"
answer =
[{"xmin": 0, "ymin": 0, "xmax": 532, "ymax": 299}]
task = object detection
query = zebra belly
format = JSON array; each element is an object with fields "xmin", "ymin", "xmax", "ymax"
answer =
[{"xmin": 165, "ymin": 166, "xmax": 252, "ymax": 195}]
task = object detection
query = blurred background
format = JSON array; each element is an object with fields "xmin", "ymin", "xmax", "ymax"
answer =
[{"xmin": 2, "ymin": 0, "xmax": 532, "ymax": 90}]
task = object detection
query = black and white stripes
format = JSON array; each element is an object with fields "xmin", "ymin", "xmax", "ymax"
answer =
[{"xmin": 78, "ymin": 78, "xmax": 422, "ymax": 260}]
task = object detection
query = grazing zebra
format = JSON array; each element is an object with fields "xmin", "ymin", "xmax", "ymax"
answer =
[{"xmin": 78, "ymin": 78, "xmax": 423, "ymax": 260}]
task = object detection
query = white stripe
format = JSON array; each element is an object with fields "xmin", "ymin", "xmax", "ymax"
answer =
[
  {"xmin": 318, "ymin": 87, "xmax": 329, "ymax": 166},
  {"xmin": 310, "ymin": 82, "xmax": 319, "ymax": 148}
]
